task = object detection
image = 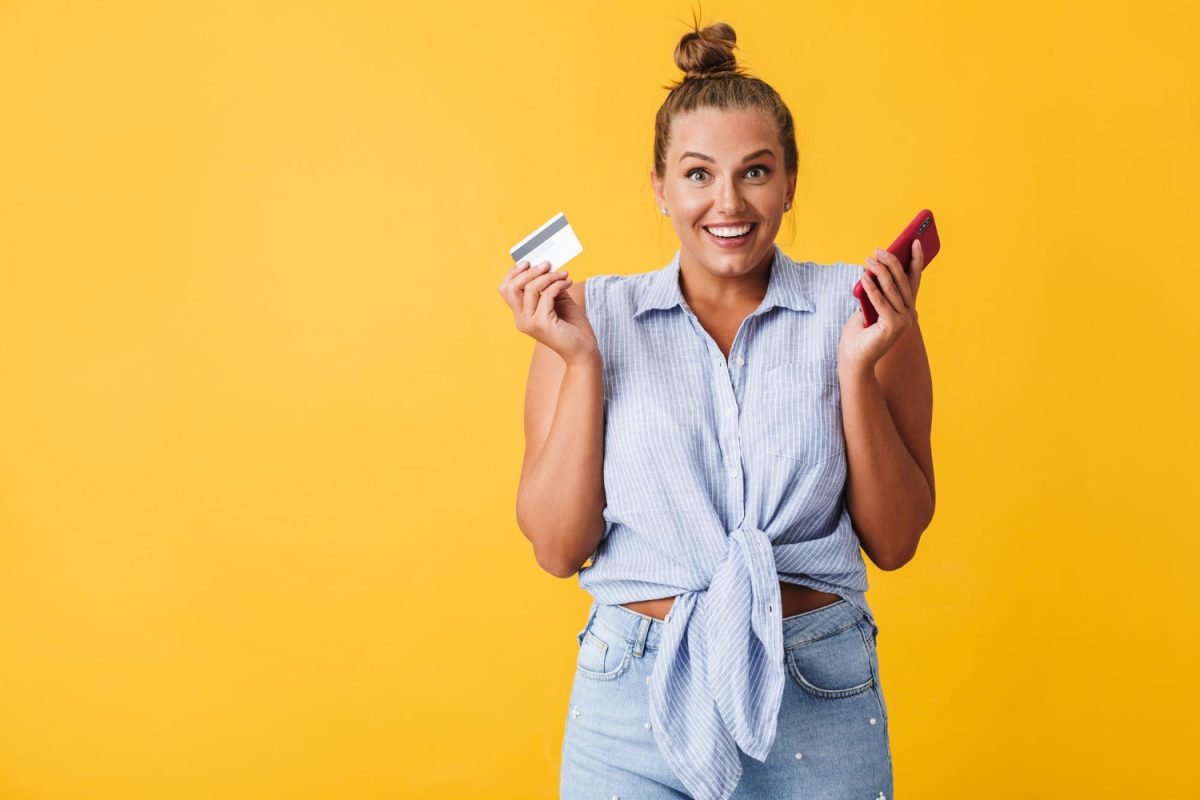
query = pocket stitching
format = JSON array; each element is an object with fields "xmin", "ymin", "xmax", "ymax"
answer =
[
  {"xmin": 759, "ymin": 360, "xmax": 842, "ymax": 466},
  {"xmin": 785, "ymin": 621, "xmax": 875, "ymax": 699},
  {"xmin": 783, "ymin": 618, "xmax": 860, "ymax": 651},
  {"xmin": 576, "ymin": 628, "xmax": 632, "ymax": 681},
  {"xmin": 862, "ymin": 624, "xmax": 890, "ymax": 726}
]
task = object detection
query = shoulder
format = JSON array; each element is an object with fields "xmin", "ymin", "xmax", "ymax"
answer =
[
  {"xmin": 772, "ymin": 249, "xmax": 861, "ymax": 287},
  {"xmin": 809, "ymin": 259, "xmax": 864, "ymax": 289},
  {"xmin": 574, "ymin": 271, "xmax": 654, "ymax": 322},
  {"xmin": 802, "ymin": 259, "xmax": 864, "ymax": 318}
]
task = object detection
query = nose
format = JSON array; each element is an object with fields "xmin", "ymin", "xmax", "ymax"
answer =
[{"xmin": 718, "ymin": 176, "xmax": 746, "ymax": 215}]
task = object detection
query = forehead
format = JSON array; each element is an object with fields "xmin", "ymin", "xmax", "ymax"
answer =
[{"xmin": 669, "ymin": 107, "xmax": 777, "ymax": 157}]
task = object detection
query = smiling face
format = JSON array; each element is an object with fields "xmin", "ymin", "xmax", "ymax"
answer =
[{"xmin": 651, "ymin": 106, "xmax": 796, "ymax": 282}]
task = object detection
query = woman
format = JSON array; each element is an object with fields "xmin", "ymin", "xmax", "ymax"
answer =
[{"xmin": 498, "ymin": 20, "xmax": 935, "ymax": 800}]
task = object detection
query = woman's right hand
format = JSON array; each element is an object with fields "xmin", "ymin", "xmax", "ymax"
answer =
[{"xmin": 498, "ymin": 259, "xmax": 599, "ymax": 366}]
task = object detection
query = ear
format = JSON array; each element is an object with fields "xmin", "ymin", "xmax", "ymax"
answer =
[{"xmin": 649, "ymin": 169, "xmax": 664, "ymax": 208}]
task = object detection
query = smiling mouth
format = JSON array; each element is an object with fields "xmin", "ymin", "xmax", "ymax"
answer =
[{"xmin": 703, "ymin": 223, "xmax": 756, "ymax": 245}]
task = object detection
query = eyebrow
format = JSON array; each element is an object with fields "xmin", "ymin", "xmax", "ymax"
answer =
[{"xmin": 678, "ymin": 148, "xmax": 776, "ymax": 164}]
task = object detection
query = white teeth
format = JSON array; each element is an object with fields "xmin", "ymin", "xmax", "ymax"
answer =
[{"xmin": 705, "ymin": 224, "xmax": 753, "ymax": 238}]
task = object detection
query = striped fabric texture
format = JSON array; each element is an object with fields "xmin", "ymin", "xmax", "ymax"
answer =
[{"xmin": 577, "ymin": 243, "xmax": 879, "ymax": 800}]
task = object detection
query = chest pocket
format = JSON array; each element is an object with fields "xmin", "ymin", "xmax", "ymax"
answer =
[{"xmin": 756, "ymin": 358, "xmax": 844, "ymax": 466}]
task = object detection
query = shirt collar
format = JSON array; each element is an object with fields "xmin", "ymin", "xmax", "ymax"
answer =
[{"xmin": 633, "ymin": 242, "xmax": 816, "ymax": 319}]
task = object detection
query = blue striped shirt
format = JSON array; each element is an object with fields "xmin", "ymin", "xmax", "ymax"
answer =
[{"xmin": 577, "ymin": 242, "xmax": 879, "ymax": 800}]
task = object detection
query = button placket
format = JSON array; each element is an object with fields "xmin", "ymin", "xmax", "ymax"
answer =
[
  {"xmin": 715, "ymin": 355, "xmax": 743, "ymax": 489},
  {"xmin": 686, "ymin": 305, "xmax": 750, "ymax": 511}
]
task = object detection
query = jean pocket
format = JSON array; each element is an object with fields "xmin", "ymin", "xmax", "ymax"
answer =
[
  {"xmin": 758, "ymin": 359, "xmax": 843, "ymax": 466},
  {"xmin": 785, "ymin": 619, "xmax": 875, "ymax": 699},
  {"xmin": 576, "ymin": 618, "xmax": 633, "ymax": 681}
]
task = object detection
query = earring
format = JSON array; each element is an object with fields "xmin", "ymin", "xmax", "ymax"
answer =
[
  {"xmin": 661, "ymin": 207, "xmax": 670, "ymax": 216},
  {"xmin": 784, "ymin": 200, "xmax": 791, "ymax": 211}
]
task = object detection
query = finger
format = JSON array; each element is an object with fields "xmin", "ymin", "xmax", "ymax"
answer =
[
  {"xmin": 522, "ymin": 264, "xmax": 569, "ymax": 318},
  {"xmin": 499, "ymin": 259, "xmax": 532, "ymax": 295},
  {"xmin": 513, "ymin": 259, "xmax": 553, "ymax": 292},
  {"xmin": 521, "ymin": 264, "xmax": 549, "ymax": 318},
  {"xmin": 907, "ymin": 241, "xmax": 924, "ymax": 300},
  {"xmin": 507, "ymin": 259, "xmax": 532, "ymax": 279},
  {"xmin": 866, "ymin": 257, "xmax": 907, "ymax": 313},
  {"xmin": 859, "ymin": 266, "xmax": 888, "ymax": 309},
  {"xmin": 535, "ymin": 275, "xmax": 571, "ymax": 320},
  {"xmin": 871, "ymin": 249, "xmax": 913, "ymax": 310},
  {"xmin": 864, "ymin": 267, "xmax": 902, "ymax": 329}
]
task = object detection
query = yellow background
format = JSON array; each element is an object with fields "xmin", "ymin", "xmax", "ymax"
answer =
[{"xmin": 1, "ymin": 1, "xmax": 1196, "ymax": 797}]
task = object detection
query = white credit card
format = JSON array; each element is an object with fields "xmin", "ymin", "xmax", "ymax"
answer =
[{"xmin": 509, "ymin": 211, "xmax": 582, "ymax": 272}]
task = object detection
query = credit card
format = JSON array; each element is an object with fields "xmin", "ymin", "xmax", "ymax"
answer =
[{"xmin": 509, "ymin": 211, "xmax": 583, "ymax": 271}]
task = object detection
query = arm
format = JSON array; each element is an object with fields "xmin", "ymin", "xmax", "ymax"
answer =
[
  {"xmin": 515, "ymin": 279, "xmax": 607, "ymax": 578},
  {"xmin": 839, "ymin": 315, "xmax": 936, "ymax": 571}
]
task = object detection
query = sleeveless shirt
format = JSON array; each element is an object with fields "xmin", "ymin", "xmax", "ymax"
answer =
[{"xmin": 577, "ymin": 242, "xmax": 879, "ymax": 800}]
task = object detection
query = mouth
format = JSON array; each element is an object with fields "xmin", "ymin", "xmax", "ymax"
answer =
[{"xmin": 702, "ymin": 222, "xmax": 757, "ymax": 248}]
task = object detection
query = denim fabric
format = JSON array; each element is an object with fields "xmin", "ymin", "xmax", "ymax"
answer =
[{"xmin": 560, "ymin": 599, "xmax": 893, "ymax": 800}]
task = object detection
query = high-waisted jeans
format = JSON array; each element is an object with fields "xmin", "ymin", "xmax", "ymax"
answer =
[{"xmin": 559, "ymin": 598, "xmax": 893, "ymax": 799}]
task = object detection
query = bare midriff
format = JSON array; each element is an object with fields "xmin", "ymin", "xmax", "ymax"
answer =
[{"xmin": 621, "ymin": 581, "xmax": 842, "ymax": 622}]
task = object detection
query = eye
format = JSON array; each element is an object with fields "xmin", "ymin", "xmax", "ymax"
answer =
[{"xmin": 685, "ymin": 165, "xmax": 772, "ymax": 181}]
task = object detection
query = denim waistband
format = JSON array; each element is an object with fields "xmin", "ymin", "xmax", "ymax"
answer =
[{"xmin": 584, "ymin": 595, "xmax": 863, "ymax": 656}]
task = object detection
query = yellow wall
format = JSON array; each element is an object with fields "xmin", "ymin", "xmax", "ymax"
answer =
[{"xmin": 1, "ymin": 1, "xmax": 1196, "ymax": 797}]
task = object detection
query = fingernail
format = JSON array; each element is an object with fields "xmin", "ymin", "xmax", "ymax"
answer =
[
  {"xmin": 874, "ymin": 248, "xmax": 884, "ymax": 258},
  {"xmin": 915, "ymin": 240, "xmax": 922, "ymax": 250}
]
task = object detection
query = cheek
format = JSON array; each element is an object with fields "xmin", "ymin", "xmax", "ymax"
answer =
[{"xmin": 672, "ymin": 196, "xmax": 706, "ymax": 219}]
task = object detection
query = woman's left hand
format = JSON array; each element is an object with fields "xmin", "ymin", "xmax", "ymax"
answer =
[{"xmin": 837, "ymin": 239, "xmax": 925, "ymax": 375}]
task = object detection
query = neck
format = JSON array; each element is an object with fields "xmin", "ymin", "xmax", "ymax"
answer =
[{"xmin": 678, "ymin": 245, "xmax": 774, "ymax": 311}]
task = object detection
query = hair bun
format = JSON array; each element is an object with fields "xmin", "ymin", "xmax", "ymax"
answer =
[{"xmin": 674, "ymin": 21, "xmax": 741, "ymax": 79}]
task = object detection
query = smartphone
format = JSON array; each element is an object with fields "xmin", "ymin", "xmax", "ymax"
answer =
[{"xmin": 853, "ymin": 209, "xmax": 940, "ymax": 326}]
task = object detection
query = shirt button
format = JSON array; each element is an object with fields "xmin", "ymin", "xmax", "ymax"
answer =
[
  {"xmin": 724, "ymin": 407, "xmax": 733, "ymax": 417},
  {"xmin": 728, "ymin": 468, "xmax": 738, "ymax": 478},
  {"xmin": 736, "ymin": 356, "xmax": 745, "ymax": 366}
]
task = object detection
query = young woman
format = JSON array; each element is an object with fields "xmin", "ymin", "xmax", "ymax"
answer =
[{"xmin": 498, "ymin": 20, "xmax": 934, "ymax": 800}]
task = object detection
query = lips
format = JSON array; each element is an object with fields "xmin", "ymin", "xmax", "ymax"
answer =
[{"xmin": 703, "ymin": 222, "xmax": 756, "ymax": 248}]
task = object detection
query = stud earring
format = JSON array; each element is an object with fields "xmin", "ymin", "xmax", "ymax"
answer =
[
  {"xmin": 661, "ymin": 207, "xmax": 670, "ymax": 216},
  {"xmin": 784, "ymin": 200, "xmax": 791, "ymax": 211}
]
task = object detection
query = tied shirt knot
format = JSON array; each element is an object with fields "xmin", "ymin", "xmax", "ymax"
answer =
[{"xmin": 647, "ymin": 525, "xmax": 785, "ymax": 800}]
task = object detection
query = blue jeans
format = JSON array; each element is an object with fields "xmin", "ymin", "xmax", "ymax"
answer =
[{"xmin": 560, "ymin": 598, "xmax": 893, "ymax": 799}]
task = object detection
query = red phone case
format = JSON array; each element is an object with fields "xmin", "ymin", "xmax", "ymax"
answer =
[{"xmin": 853, "ymin": 208, "xmax": 940, "ymax": 326}]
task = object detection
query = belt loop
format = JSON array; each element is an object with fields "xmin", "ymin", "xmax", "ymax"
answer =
[
  {"xmin": 576, "ymin": 599, "xmax": 599, "ymax": 647},
  {"xmin": 632, "ymin": 615, "xmax": 651, "ymax": 657}
]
